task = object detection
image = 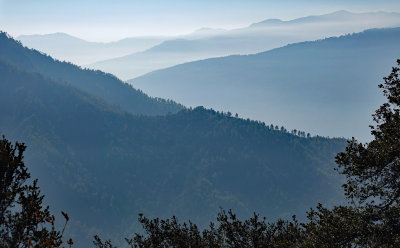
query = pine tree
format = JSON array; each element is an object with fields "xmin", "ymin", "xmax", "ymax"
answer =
[{"xmin": 0, "ymin": 136, "xmax": 72, "ymax": 247}]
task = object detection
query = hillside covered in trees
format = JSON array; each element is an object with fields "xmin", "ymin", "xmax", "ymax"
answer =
[
  {"xmin": 95, "ymin": 59, "xmax": 400, "ymax": 248},
  {"xmin": 131, "ymin": 27, "xmax": 400, "ymax": 141},
  {"xmin": 0, "ymin": 32, "xmax": 183, "ymax": 116},
  {"xmin": 0, "ymin": 32, "xmax": 347, "ymax": 245}
]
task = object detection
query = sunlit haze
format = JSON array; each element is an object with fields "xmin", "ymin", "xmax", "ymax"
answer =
[
  {"xmin": 2, "ymin": 0, "xmax": 400, "ymax": 246},
  {"xmin": 1, "ymin": 0, "xmax": 400, "ymax": 41}
]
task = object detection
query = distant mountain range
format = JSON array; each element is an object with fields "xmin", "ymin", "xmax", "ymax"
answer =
[
  {"xmin": 18, "ymin": 33, "xmax": 166, "ymax": 64},
  {"xmin": 0, "ymin": 31, "xmax": 346, "ymax": 246},
  {"xmin": 250, "ymin": 10, "xmax": 400, "ymax": 27},
  {"xmin": 89, "ymin": 10, "xmax": 400, "ymax": 79},
  {"xmin": 130, "ymin": 27, "xmax": 400, "ymax": 141},
  {"xmin": 17, "ymin": 11, "xmax": 400, "ymax": 80}
]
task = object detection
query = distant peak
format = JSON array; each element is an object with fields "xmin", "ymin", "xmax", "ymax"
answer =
[
  {"xmin": 51, "ymin": 32, "xmax": 71, "ymax": 36},
  {"xmin": 17, "ymin": 32, "xmax": 88, "ymax": 43},
  {"xmin": 330, "ymin": 10, "xmax": 351, "ymax": 15},
  {"xmin": 262, "ymin": 18, "xmax": 284, "ymax": 23},
  {"xmin": 249, "ymin": 10, "xmax": 400, "ymax": 28},
  {"xmin": 250, "ymin": 18, "xmax": 284, "ymax": 27},
  {"xmin": 324, "ymin": 10, "xmax": 399, "ymax": 16},
  {"xmin": 19, "ymin": 32, "xmax": 72, "ymax": 38}
]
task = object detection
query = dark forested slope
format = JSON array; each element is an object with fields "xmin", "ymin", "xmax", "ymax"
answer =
[
  {"xmin": 0, "ymin": 58, "xmax": 346, "ymax": 245},
  {"xmin": 0, "ymin": 32, "xmax": 182, "ymax": 116}
]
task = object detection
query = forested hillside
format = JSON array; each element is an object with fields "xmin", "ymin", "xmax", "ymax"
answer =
[
  {"xmin": 131, "ymin": 27, "xmax": 400, "ymax": 141},
  {"xmin": 0, "ymin": 56, "xmax": 346, "ymax": 245},
  {"xmin": 2, "ymin": 1, "xmax": 399, "ymax": 246},
  {"xmin": 0, "ymin": 32, "xmax": 183, "ymax": 116}
]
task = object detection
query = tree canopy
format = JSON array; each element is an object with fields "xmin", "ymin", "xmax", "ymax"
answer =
[{"xmin": 0, "ymin": 136, "xmax": 71, "ymax": 247}]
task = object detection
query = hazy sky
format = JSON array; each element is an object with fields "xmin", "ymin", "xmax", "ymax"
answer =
[{"xmin": 1, "ymin": 0, "xmax": 399, "ymax": 42}]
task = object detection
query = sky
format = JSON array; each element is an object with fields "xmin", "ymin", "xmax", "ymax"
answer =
[{"xmin": 1, "ymin": 0, "xmax": 400, "ymax": 42}]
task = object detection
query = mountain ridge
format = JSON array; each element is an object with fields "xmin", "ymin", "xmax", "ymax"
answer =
[
  {"xmin": 1, "ymin": 31, "xmax": 347, "ymax": 246},
  {"xmin": 0, "ymin": 31, "xmax": 183, "ymax": 116},
  {"xmin": 17, "ymin": 33, "xmax": 167, "ymax": 64},
  {"xmin": 250, "ymin": 10, "xmax": 400, "ymax": 27},
  {"xmin": 89, "ymin": 11, "xmax": 400, "ymax": 79},
  {"xmin": 130, "ymin": 27, "xmax": 400, "ymax": 141}
]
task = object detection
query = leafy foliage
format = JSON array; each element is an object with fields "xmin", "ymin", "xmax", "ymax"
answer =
[
  {"xmin": 333, "ymin": 59, "xmax": 400, "ymax": 247},
  {"xmin": 93, "ymin": 210, "xmax": 302, "ymax": 248},
  {"xmin": 0, "ymin": 136, "xmax": 71, "ymax": 247},
  {"xmin": 336, "ymin": 59, "xmax": 400, "ymax": 209}
]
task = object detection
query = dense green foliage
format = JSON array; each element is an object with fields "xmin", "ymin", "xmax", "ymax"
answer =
[
  {"xmin": 336, "ymin": 60, "xmax": 400, "ymax": 209},
  {"xmin": 0, "ymin": 32, "xmax": 183, "ymax": 116},
  {"xmin": 125, "ymin": 210, "xmax": 303, "ymax": 248},
  {"xmin": 0, "ymin": 136, "xmax": 71, "ymax": 247},
  {"xmin": 334, "ymin": 59, "xmax": 400, "ymax": 246},
  {"xmin": 0, "ymin": 33, "xmax": 346, "ymax": 245}
]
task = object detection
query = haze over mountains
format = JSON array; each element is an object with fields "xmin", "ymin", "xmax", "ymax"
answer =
[
  {"xmin": 18, "ymin": 33, "xmax": 166, "ymax": 65},
  {"xmin": 1, "ymin": 33, "xmax": 182, "ymax": 116},
  {"xmin": 2, "ymin": 0, "xmax": 400, "ymax": 245},
  {"xmin": 0, "ymin": 32, "xmax": 347, "ymax": 246},
  {"xmin": 18, "ymin": 10, "xmax": 400, "ymax": 80},
  {"xmin": 130, "ymin": 27, "xmax": 400, "ymax": 142},
  {"xmin": 89, "ymin": 10, "xmax": 400, "ymax": 79}
]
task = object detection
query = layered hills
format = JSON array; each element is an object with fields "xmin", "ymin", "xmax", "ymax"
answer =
[
  {"xmin": 0, "ymin": 32, "xmax": 346, "ymax": 245},
  {"xmin": 18, "ymin": 33, "xmax": 165, "ymax": 65},
  {"xmin": 90, "ymin": 10, "xmax": 400, "ymax": 79},
  {"xmin": 17, "ymin": 11, "xmax": 400, "ymax": 80},
  {"xmin": 0, "ymin": 32, "xmax": 182, "ymax": 116},
  {"xmin": 130, "ymin": 27, "xmax": 400, "ymax": 141}
]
